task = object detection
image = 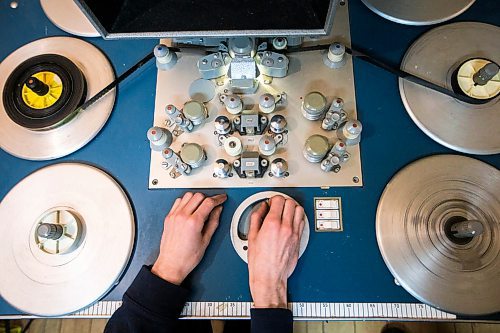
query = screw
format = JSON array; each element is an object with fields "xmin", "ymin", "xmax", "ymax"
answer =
[
  {"xmin": 152, "ymin": 179, "xmax": 158, "ymax": 185},
  {"xmin": 352, "ymin": 176, "xmax": 359, "ymax": 183}
]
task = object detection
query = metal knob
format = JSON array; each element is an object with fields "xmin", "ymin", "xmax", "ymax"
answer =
[
  {"xmin": 259, "ymin": 135, "xmax": 277, "ymax": 156},
  {"xmin": 183, "ymin": 100, "xmax": 207, "ymax": 126},
  {"xmin": 180, "ymin": 143, "xmax": 206, "ymax": 169},
  {"xmin": 214, "ymin": 116, "xmax": 232, "ymax": 135},
  {"xmin": 269, "ymin": 115, "xmax": 287, "ymax": 134},
  {"xmin": 36, "ymin": 223, "xmax": 64, "ymax": 240},
  {"xmin": 337, "ymin": 119, "xmax": 362, "ymax": 145},
  {"xmin": 224, "ymin": 95, "xmax": 243, "ymax": 114},
  {"xmin": 270, "ymin": 158, "xmax": 289, "ymax": 178},
  {"xmin": 259, "ymin": 94, "xmax": 276, "ymax": 113},
  {"xmin": 213, "ymin": 159, "xmax": 231, "ymax": 178},
  {"xmin": 147, "ymin": 127, "xmax": 173, "ymax": 151},
  {"xmin": 323, "ymin": 42, "xmax": 346, "ymax": 69},
  {"xmin": 303, "ymin": 134, "xmax": 330, "ymax": 163},
  {"xmin": 302, "ymin": 92, "xmax": 327, "ymax": 121},
  {"xmin": 451, "ymin": 220, "xmax": 484, "ymax": 238},
  {"xmin": 154, "ymin": 44, "xmax": 177, "ymax": 70},
  {"xmin": 25, "ymin": 76, "xmax": 49, "ymax": 96}
]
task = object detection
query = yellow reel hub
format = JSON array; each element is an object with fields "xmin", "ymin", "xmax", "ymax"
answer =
[{"xmin": 21, "ymin": 71, "xmax": 63, "ymax": 109}]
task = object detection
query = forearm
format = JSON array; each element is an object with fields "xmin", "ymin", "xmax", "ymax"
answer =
[
  {"xmin": 251, "ymin": 308, "xmax": 293, "ymax": 333},
  {"xmin": 105, "ymin": 266, "xmax": 189, "ymax": 333}
]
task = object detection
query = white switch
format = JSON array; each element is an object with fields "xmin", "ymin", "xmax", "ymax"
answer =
[
  {"xmin": 316, "ymin": 210, "xmax": 340, "ymax": 220},
  {"xmin": 315, "ymin": 199, "xmax": 339, "ymax": 209}
]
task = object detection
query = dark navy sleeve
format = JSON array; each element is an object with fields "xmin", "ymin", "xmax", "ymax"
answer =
[
  {"xmin": 251, "ymin": 308, "xmax": 293, "ymax": 333},
  {"xmin": 105, "ymin": 265, "xmax": 189, "ymax": 333}
]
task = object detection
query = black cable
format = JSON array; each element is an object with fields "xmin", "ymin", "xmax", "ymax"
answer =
[
  {"xmin": 285, "ymin": 43, "xmax": 487, "ymax": 105},
  {"xmin": 77, "ymin": 51, "xmax": 155, "ymax": 113},
  {"xmin": 21, "ymin": 319, "xmax": 33, "ymax": 333}
]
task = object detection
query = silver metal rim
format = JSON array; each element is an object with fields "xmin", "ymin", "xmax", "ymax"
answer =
[
  {"xmin": 399, "ymin": 22, "xmax": 500, "ymax": 155},
  {"xmin": 0, "ymin": 163, "xmax": 134, "ymax": 316},
  {"xmin": 230, "ymin": 191, "xmax": 310, "ymax": 263},
  {"xmin": 0, "ymin": 37, "xmax": 115, "ymax": 160},
  {"xmin": 376, "ymin": 155, "xmax": 500, "ymax": 315},
  {"xmin": 40, "ymin": 0, "xmax": 100, "ymax": 37},
  {"xmin": 361, "ymin": 0, "xmax": 475, "ymax": 25}
]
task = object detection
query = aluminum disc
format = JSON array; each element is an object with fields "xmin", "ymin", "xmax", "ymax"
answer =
[
  {"xmin": 376, "ymin": 155, "xmax": 500, "ymax": 315},
  {"xmin": 361, "ymin": 0, "xmax": 475, "ymax": 25},
  {"xmin": 0, "ymin": 37, "xmax": 115, "ymax": 160},
  {"xmin": 230, "ymin": 191, "xmax": 310, "ymax": 263},
  {"xmin": 399, "ymin": 22, "xmax": 500, "ymax": 155},
  {"xmin": 0, "ymin": 163, "xmax": 134, "ymax": 316},
  {"xmin": 40, "ymin": 0, "xmax": 100, "ymax": 37}
]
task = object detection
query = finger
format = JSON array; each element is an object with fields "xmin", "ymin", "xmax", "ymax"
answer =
[
  {"xmin": 192, "ymin": 194, "xmax": 227, "ymax": 220},
  {"xmin": 282, "ymin": 199, "xmax": 297, "ymax": 227},
  {"xmin": 202, "ymin": 206, "xmax": 223, "ymax": 245},
  {"xmin": 167, "ymin": 198, "xmax": 182, "ymax": 217},
  {"xmin": 178, "ymin": 192, "xmax": 195, "ymax": 210},
  {"xmin": 248, "ymin": 201, "xmax": 269, "ymax": 241},
  {"xmin": 293, "ymin": 205, "xmax": 305, "ymax": 235},
  {"xmin": 267, "ymin": 195, "xmax": 286, "ymax": 222},
  {"xmin": 183, "ymin": 192, "xmax": 207, "ymax": 215}
]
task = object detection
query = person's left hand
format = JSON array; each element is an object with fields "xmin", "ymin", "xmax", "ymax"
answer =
[{"xmin": 152, "ymin": 192, "xmax": 227, "ymax": 285}]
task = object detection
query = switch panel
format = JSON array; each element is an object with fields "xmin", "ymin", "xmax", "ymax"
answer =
[{"xmin": 314, "ymin": 197, "xmax": 343, "ymax": 232}]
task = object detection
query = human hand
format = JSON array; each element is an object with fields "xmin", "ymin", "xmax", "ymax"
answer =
[
  {"xmin": 152, "ymin": 192, "xmax": 227, "ymax": 285},
  {"xmin": 247, "ymin": 195, "xmax": 305, "ymax": 309}
]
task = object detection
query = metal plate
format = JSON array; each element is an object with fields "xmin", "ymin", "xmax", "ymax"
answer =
[
  {"xmin": 40, "ymin": 0, "xmax": 99, "ymax": 37},
  {"xmin": 0, "ymin": 163, "xmax": 134, "ymax": 316},
  {"xmin": 399, "ymin": 22, "xmax": 500, "ymax": 155},
  {"xmin": 361, "ymin": 0, "xmax": 475, "ymax": 25},
  {"xmin": 376, "ymin": 155, "xmax": 500, "ymax": 315},
  {"xmin": 230, "ymin": 191, "xmax": 310, "ymax": 263},
  {"xmin": 149, "ymin": 3, "xmax": 362, "ymax": 189},
  {"xmin": 0, "ymin": 37, "xmax": 115, "ymax": 160}
]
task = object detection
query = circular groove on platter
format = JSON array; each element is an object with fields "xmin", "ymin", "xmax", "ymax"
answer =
[
  {"xmin": 399, "ymin": 22, "xmax": 500, "ymax": 155},
  {"xmin": 0, "ymin": 37, "xmax": 115, "ymax": 160},
  {"xmin": 0, "ymin": 163, "xmax": 135, "ymax": 316},
  {"xmin": 376, "ymin": 155, "xmax": 500, "ymax": 315}
]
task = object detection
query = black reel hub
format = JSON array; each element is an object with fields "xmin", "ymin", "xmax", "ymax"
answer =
[{"xmin": 3, "ymin": 54, "xmax": 87, "ymax": 130}]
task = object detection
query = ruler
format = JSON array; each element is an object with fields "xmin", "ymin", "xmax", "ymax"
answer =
[{"xmin": 67, "ymin": 301, "xmax": 456, "ymax": 320}]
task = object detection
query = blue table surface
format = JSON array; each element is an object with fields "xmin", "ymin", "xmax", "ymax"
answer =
[{"xmin": 0, "ymin": 0, "xmax": 499, "ymax": 318}]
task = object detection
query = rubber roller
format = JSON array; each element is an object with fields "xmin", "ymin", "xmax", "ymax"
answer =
[{"xmin": 224, "ymin": 137, "xmax": 243, "ymax": 156}]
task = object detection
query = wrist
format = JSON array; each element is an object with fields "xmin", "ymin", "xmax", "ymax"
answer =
[
  {"xmin": 251, "ymin": 279, "xmax": 288, "ymax": 309},
  {"xmin": 151, "ymin": 260, "xmax": 186, "ymax": 285}
]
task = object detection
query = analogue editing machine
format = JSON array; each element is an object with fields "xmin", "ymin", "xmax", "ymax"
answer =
[{"xmin": 0, "ymin": 0, "xmax": 499, "ymax": 321}]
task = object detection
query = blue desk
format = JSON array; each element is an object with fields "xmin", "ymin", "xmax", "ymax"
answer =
[{"xmin": 0, "ymin": 0, "xmax": 499, "ymax": 319}]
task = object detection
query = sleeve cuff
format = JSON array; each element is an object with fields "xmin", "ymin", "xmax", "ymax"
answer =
[
  {"xmin": 124, "ymin": 265, "xmax": 189, "ymax": 319},
  {"xmin": 251, "ymin": 308, "xmax": 293, "ymax": 332}
]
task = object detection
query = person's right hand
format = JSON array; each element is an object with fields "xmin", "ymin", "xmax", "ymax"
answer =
[{"xmin": 247, "ymin": 195, "xmax": 305, "ymax": 309}]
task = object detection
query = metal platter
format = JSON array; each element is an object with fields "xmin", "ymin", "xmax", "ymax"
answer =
[
  {"xmin": 376, "ymin": 155, "xmax": 500, "ymax": 315},
  {"xmin": 230, "ymin": 191, "xmax": 310, "ymax": 263},
  {"xmin": 40, "ymin": 0, "xmax": 99, "ymax": 37},
  {"xmin": 0, "ymin": 37, "xmax": 115, "ymax": 160},
  {"xmin": 361, "ymin": 0, "xmax": 475, "ymax": 25},
  {"xmin": 0, "ymin": 163, "xmax": 135, "ymax": 316},
  {"xmin": 399, "ymin": 22, "xmax": 500, "ymax": 155}
]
